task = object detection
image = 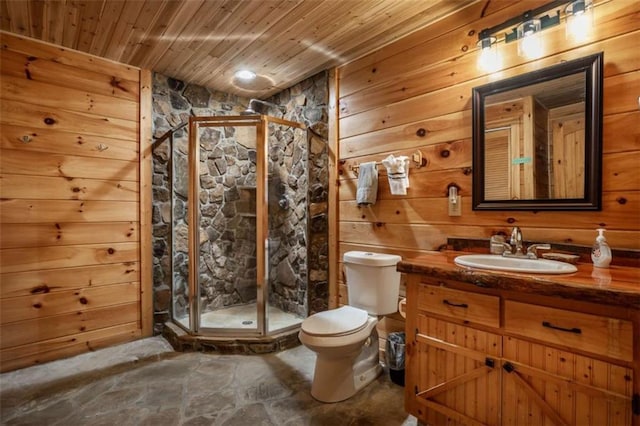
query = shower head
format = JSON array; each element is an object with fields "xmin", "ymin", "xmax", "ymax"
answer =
[
  {"xmin": 243, "ymin": 99, "xmax": 286, "ymax": 115},
  {"xmin": 240, "ymin": 107, "xmax": 258, "ymax": 115}
]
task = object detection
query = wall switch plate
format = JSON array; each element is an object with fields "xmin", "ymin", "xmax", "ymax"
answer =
[{"xmin": 448, "ymin": 196, "xmax": 462, "ymax": 216}]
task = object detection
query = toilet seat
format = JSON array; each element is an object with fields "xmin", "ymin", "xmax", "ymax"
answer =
[{"xmin": 301, "ymin": 306, "xmax": 369, "ymax": 337}]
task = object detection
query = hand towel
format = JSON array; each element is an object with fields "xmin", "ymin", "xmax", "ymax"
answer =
[
  {"xmin": 382, "ymin": 154, "xmax": 409, "ymax": 195},
  {"xmin": 398, "ymin": 155, "xmax": 410, "ymax": 189},
  {"xmin": 356, "ymin": 161, "xmax": 378, "ymax": 205}
]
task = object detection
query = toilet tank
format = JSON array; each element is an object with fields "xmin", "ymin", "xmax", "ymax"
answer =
[{"xmin": 343, "ymin": 251, "xmax": 402, "ymax": 315}]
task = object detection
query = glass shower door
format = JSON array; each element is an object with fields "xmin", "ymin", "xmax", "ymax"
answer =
[
  {"xmin": 177, "ymin": 115, "xmax": 307, "ymax": 337},
  {"xmin": 192, "ymin": 118, "xmax": 261, "ymax": 334},
  {"xmin": 265, "ymin": 121, "xmax": 307, "ymax": 333},
  {"xmin": 171, "ymin": 126, "xmax": 191, "ymax": 330}
]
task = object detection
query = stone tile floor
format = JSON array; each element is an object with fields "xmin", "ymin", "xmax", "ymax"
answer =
[{"xmin": 0, "ymin": 337, "xmax": 418, "ymax": 425}]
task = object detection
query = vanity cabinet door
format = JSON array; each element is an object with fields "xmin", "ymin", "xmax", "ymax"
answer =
[
  {"xmin": 408, "ymin": 314, "xmax": 502, "ymax": 426},
  {"xmin": 502, "ymin": 336, "xmax": 634, "ymax": 426}
]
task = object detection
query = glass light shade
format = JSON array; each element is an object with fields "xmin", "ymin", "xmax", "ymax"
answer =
[
  {"xmin": 517, "ymin": 19, "xmax": 543, "ymax": 59},
  {"xmin": 477, "ymin": 36, "xmax": 501, "ymax": 73},
  {"xmin": 234, "ymin": 69, "xmax": 256, "ymax": 80},
  {"xmin": 566, "ymin": 0, "xmax": 594, "ymax": 42}
]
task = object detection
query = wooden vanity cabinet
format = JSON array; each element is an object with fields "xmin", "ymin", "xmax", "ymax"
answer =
[{"xmin": 405, "ymin": 275, "xmax": 637, "ymax": 426}]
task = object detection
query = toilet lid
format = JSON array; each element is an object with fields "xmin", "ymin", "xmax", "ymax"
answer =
[{"xmin": 301, "ymin": 306, "xmax": 369, "ymax": 336}]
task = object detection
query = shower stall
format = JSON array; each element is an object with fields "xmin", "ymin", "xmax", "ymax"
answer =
[{"xmin": 169, "ymin": 114, "xmax": 309, "ymax": 338}]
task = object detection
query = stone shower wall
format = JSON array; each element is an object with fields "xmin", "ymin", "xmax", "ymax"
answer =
[
  {"xmin": 151, "ymin": 71, "xmax": 329, "ymax": 333},
  {"xmin": 267, "ymin": 72, "xmax": 329, "ymax": 316},
  {"xmin": 197, "ymin": 126, "xmax": 260, "ymax": 315}
]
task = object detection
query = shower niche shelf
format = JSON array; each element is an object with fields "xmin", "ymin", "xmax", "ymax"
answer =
[{"xmin": 236, "ymin": 186, "xmax": 256, "ymax": 217}]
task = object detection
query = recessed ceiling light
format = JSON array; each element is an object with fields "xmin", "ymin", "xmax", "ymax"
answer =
[{"xmin": 235, "ymin": 69, "xmax": 256, "ymax": 80}]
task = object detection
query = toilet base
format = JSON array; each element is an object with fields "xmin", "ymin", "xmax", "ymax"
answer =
[
  {"xmin": 309, "ymin": 327, "xmax": 382, "ymax": 403},
  {"xmin": 353, "ymin": 362, "xmax": 383, "ymax": 394}
]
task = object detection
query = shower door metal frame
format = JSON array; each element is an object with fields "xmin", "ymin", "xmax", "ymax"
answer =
[{"xmin": 185, "ymin": 115, "xmax": 305, "ymax": 336}]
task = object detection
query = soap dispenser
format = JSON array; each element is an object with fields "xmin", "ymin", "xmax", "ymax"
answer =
[{"xmin": 591, "ymin": 228, "xmax": 612, "ymax": 268}]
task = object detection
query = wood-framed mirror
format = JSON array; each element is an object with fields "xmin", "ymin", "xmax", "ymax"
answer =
[{"xmin": 472, "ymin": 52, "xmax": 603, "ymax": 211}]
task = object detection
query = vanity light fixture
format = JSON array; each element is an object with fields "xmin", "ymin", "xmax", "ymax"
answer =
[
  {"xmin": 476, "ymin": 0, "xmax": 593, "ymax": 71},
  {"xmin": 565, "ymin": 0, "xmax": 594, "ymax": 42}
]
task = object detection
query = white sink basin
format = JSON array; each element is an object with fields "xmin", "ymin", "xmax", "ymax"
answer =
[{"xmin": 454, "ymin": 254, "xmax": 577, "ymax": 274}]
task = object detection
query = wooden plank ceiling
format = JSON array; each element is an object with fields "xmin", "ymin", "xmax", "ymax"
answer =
[{"xmin": 0, "ymin": 0, "xmax": 474, "ymax": 98}]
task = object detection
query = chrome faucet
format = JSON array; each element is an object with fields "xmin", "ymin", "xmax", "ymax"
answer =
[
  {"xmin": 489, "ymin": 234, "xmax": 511, "ymax": 255},
  {"xmin": 525, "ymin": 243, "xmax": 551, "ymax": 259},
  {"xmin": 491, "ymin": 227, "xmax": 551, "ymax": 259},
  {"xmin": 509, "ymin": 227, "xmax": 525, "ymax": 257}
]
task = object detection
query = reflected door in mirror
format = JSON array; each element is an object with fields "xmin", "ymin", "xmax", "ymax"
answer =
[
  {"xmin": 549, "ymin": 104, "xmax": 585, "ymax": 198},
  {"xmin": 484, "ymin": 92, "xmax": 585, "ymax": 200}
]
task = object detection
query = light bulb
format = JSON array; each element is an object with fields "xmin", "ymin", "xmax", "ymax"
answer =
[{"xmin": 519, "ymin": 33, "xmax": 544, "ymax": 59}]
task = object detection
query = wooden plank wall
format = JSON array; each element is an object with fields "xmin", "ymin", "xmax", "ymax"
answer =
[
  {"xmin": 0, "ymin": 32, "xmax": 152, "ymax": 372},
  {"xmin": 334, "ymin": 0, "xmax": 639, "ymax": 307}
]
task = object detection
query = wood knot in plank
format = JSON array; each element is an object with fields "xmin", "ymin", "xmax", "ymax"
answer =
[
  {"xmin": 31, "ymin": 285, "xmax": 50, "ymax": 294},
  {"xmin": 110, "ymin": 76, "xmax": 129, "ymax": 93}
]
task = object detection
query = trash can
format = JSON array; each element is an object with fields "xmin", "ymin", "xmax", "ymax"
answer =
[{"xmin": 385, "ymin": 332, "xmax": 406, "ymax": 386}]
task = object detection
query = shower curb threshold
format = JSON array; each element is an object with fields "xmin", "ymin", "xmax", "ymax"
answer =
[{"xmin": 162, "ymin": 322, "xmax": 301, "ymax": 355}]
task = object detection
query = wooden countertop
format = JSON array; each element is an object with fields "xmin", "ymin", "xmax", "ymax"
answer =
[{"xmin": 397, "ymin": 251, "xmax": 640, "ymax": 309}]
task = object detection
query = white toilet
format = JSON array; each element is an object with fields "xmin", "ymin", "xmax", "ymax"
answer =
[{"xmin": 299, "ymin": 251, "xmax": 402, "ymax": 403}]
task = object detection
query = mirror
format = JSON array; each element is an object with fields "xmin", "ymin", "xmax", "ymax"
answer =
[{"xmin": 472, "ymin": 52, "xmax": 603, "ymax": 210}]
